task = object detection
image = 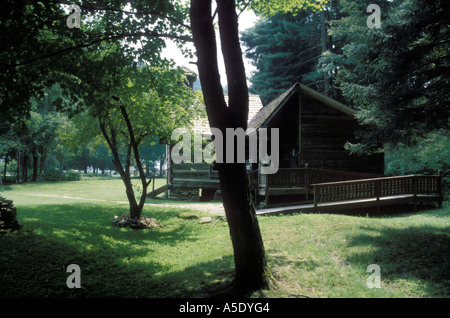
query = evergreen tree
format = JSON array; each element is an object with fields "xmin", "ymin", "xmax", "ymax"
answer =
[
  {"xmin": 319, "ymin": 0, "xmax": 449, "ymax": 152},
  {"xmin": 241, "ymin": 12, "xmax": 324, "ymax": 104}
]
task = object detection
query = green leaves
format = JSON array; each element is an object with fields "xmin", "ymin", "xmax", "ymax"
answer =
[
  {"xmin": 1, "ymin": 0, "xmax": 192, "ymax": 127},
  {"xmin": 321, "ymin": 0, "xmax": 449, "ymax": 151},
  {"xmin": 241, "ymin": 12, "xmax": 325, "ymax": 104},
  {"xmin": 251, "ymin": 0, "xmax": 329, "ymax": 17}
]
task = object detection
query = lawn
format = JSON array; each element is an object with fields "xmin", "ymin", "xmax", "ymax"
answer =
[{"xmin": 1, "ymin": 179, "xmax": 449, "ymax": 298}]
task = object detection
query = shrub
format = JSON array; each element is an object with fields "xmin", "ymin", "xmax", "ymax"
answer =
[
  {"xmin": 65, "ymin": 170, "xmax": 81, "ymax": 181},
  {"xmin": 385, "ymin": 130, "xmax": 449, "ymax": 199},
  {"xmin": 42, "ymin": 169, "xmax": 81, "ymax": 181},
  {"xmin": 42, "ymin": 169, "xmax": 63, "ymax": 181}
]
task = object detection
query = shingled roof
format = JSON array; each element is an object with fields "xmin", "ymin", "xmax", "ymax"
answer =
[
  {"xmin": 192, "ymin": 95, "xmax": 264, "ymax": 135},
  {"xmin": 247, "ymin": 82, "xmax": 357, "ymax": 131}
]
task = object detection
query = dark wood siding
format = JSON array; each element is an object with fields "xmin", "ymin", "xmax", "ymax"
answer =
[{"xmin": 297, "ymin": 93, "xmax": 384, "ymax": 174}]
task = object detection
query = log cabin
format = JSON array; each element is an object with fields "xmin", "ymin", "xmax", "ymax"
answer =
[
  {"xmin": 150, "ymin": 82, "xmax": 385, "ymax": 206},
  {"xmin": 246, "ymin": 82, "xmax": 384, "ymax": 207}
]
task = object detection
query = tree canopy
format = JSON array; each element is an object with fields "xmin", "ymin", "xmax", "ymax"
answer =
[
  {"xmin": 241, "ymin": 11, "xmax": 326, "ymax": 104},
  {"xmin": 318, "ymin": 0, "xmax": 449, "ymax": 152}
]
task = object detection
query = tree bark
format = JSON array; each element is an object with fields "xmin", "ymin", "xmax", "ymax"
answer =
[
  {"xmin": 22, "ymin": 153, "xmax": 29, "ymax": 182},
  {"xmin": 3, "ymin": 157, "xmax": 7, "ymax": 183},
  {"xmin": 190, "ymin": 0, "xmax": 268, "ymax": 296},
  {"xmin": 98, "ymin": 105, "xmax": 150, "ymax": 221},
  {"xmin": 32, "ymin": 153, "xmax": 39, "ymax": 182},
  {"xmin": 99, "ymin": 117, "xmax": 139, "ymax": 219},
  {"xmin": 320, "ymin": 10, "xmax": 329, "ymax": 96},
  {"xmin": 115, "ymin": 99, "xmax": 151, "ymax": 216}
]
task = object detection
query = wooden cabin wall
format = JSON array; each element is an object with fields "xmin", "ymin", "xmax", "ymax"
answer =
[
  {"xmin": 298, "ymin": 93, "xmax": 384, "ymax": 174},
  {"xmin": 266, "ymin": 96, "xmax": 300, "ymax": 168}
]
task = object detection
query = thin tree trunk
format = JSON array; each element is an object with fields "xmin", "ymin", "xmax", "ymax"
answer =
[
  {"xmin": 320, "ymin": 10, "xmax": 329, "ymax": 96},
  {"xmin": 99, "ymin": 116, "xmax": 143, "ymax": 220},
  {"xmin": 22, "ymin": 153, "xmax": 29, "ymax": 182},
  {"xmin": 16, "ymin": 138, "xmax": 20, "ymax": 183},
  {"xmin": 32, "ymin": 153, "xmax": 39, "ymax": 182},
  {"xmin": 3, "ymin": 157, "xmax": 7, "ymax": 183},
  {"xmin": 115, "ymin": 98, "xmax": 151, "ymax": 216}
]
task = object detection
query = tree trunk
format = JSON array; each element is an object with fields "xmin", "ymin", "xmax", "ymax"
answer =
[
  {"xmin": 3, "ymin": 157, "xmax": 7, "ymax": 183},
  {"xmin": 99, "ymin": 113, "xmax": 148, "ymax": 221},
  {"xmin": 190, "ymin": 0, "xmax": 268, "ymax": 296},
  {"xmin": 122, "ymin": 173, "xmax": 141, "ymax": 219},
  {"xmin": 32, "ymin": 153, "xmax": 39, "ymax": 181},
  {"xmin": 320, "ymin": 10, "xmax": 329, "ymax": 96},
  {"xmin": 159, "ymin": 158, "xmax": 164, "ymax": 177},
  {"xmin": 218, "ymin": 162, "xmax": 268, "ymax": 293},
  {"xmin": 22, "ymin": 153, "xmax": 29, "ymax": 182}
]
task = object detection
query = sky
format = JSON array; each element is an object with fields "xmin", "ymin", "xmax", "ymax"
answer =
[{"xmin": 162, "ymin": 9, "xmax": 258, "ymax": 86}]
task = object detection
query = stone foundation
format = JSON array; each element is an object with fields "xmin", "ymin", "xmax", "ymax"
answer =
[{"xmin": 170, "ymin": 187, "xmax": 200, "ymax": 201}]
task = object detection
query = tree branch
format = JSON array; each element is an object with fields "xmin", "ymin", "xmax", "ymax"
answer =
[
  {"xmin": 3, "ymin": 31, "xmax": 193, "ymax": 69},
  {"xmin": 238, "ymin": 0, "xmax": 253, "ymax": 17},
  {"xmin": 32, "ymin": 0, "xmax": 191, "ymax": 30}
]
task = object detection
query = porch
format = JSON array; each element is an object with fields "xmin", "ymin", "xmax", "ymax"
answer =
[
  {"xmin": 248, "ymin": 167, "xmax": 383, "ymax": 207},
  {"xmin": 254, "ymin": 173, "xmax": 443, "ymax": 214}
]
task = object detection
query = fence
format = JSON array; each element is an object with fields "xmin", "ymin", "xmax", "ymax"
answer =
[{"xmin": 313, "ymin": 175, "xmax": 443, "ymax": 211}]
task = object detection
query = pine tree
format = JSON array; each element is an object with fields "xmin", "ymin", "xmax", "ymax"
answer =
[
  {"xmin": 241, "ymin": 12, "xmax": 325, "ymax": 104},
  {"xmin": 319, "ymin": 0, "xmax": 449, "ymax": 151}
]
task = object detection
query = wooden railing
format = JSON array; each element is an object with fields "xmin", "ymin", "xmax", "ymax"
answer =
[
  {"xmin": 313, "ymin": 175, "xmax": 443, "ymax": 210},
  {"xmin": 247, "ymin": 167, "xmax": 382, "ymax": 189}
]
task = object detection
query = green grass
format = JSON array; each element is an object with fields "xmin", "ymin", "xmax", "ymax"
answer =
[{"xmin": 1, "ymin": 179, "xmax": 449, "ymax": 298}]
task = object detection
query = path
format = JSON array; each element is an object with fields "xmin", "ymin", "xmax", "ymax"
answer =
[{"xmin": 22, "ymin": 193, "xmax": 225, "ymax": 216}]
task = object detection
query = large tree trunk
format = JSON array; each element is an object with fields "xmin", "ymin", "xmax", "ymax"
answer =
[
  {"xmin": 190, "ymin": 0, "xmax": 268, "ymax": 296},
  {"xmin": 218, "ymin": 162, "xmax": 268, "ymax": 293}
]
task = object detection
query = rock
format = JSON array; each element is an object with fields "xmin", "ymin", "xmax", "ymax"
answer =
[
  {"xmin": 0, "ymin": 197, "xmax": 21, "ymax": 234},
  {"xmin": 117, "ymin": 219, "xmax": 130, "ymax": 227},
  {"xmin": 177, "ymin": 212, "xmax": 198, "ymax": 220},
  {"xmin": 199, "ymin": 217, "xmax": 213, "ymax": 224},
  {"xmin": 112, "ymin": 214, "xmax": 161, "ymax": 230},
  {"xmin": 112, "ymin": 216, "xmax": 121, "ymax": 224}
]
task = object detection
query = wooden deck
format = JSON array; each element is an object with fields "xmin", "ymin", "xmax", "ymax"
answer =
[
  {"xmin": 256, "ymin": 174, "xmax": 443, "ymax": 215},
  {"xmin": 171, "ymin": 178, "xmax": 220, "ymax": 189},
  {"xmin": 248, "ymin": 167, "xmax": 384, "ymax": 207}
]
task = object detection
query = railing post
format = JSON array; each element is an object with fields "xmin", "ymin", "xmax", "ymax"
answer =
[
  {"xmin": 152, "ymin": 175, "xmax": 155, "ymax": 193},
  {"xmin": 437, "ymin": 171, "xmax": 443, "ymax": 208},
  {"xmin": 265, "ymin": 173, "xmax": 269, "ymax": 207},
  {"xmin": 305, "ymin": 165, "xmax": 310, "ymax": 201},
  {"xmin": 313, "ymin": 185, "xmax": 318, "ymax": 210},
  {"xmin": 413, "ymin": 176, "xmax": 418, "ymax": 211},
  {"xmin": 375, "ymin": 179, "xmax": 381, "ymax": 214}
]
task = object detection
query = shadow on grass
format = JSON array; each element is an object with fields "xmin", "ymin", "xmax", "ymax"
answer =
[
  {"xmin": 0, "ymin": 202, "xmax": 235, "ymax": 298},
  {"xmin": 266, "ymin": 249, "xmax": 319, "ymax": 272},
  {"xmin": 0, "ymin": 228, "xmax": 235, "ymax": 298},
  {"xmin": 320, "ymin": 203, "xmax": 442, "ymax": 218},
  {"xmin": 16, "ymin": 203, "xmax": 202, "ymax": 245},
  {"xmin": 346, "ymin": 224, "xmax": 450, "ymax": 296}
]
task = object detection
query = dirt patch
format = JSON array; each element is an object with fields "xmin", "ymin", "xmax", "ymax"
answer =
[{"xmin": 22, "ymin": 193, "xmax": 225, "ymax": 216}]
